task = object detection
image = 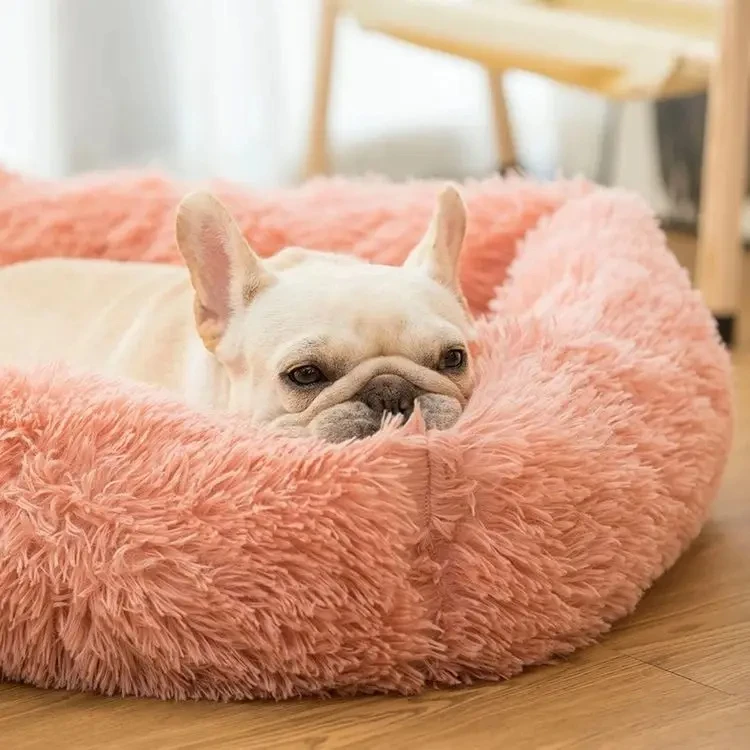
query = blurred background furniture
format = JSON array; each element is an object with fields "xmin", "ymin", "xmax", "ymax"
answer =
[{"xmin": 305, "ymin": 0, "xmax": 749, "ymax": 346}]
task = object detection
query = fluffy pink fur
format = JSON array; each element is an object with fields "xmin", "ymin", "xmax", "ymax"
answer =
[{"xmin": 0, "ymin": 169, "xmax": 732, "ymax": 700}]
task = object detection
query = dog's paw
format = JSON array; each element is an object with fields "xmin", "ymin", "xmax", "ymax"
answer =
[
  {"xmin": 308, "ymin": 402, "xmax": 381, "ymax": 443},
  {"xmin": 415, "ymin": 394, "xmax": 463, "ymax": 431}
]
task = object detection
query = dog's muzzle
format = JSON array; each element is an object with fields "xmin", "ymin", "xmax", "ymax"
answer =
[{"xmin": 271, "ymin": 356, "xmax": 470, "ymax": 442}]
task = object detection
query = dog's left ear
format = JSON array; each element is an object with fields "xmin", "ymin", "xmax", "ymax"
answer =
[
  {"xmin": 176, "ymin": 192, "xmax": 273, "ymax": 352},
  {"xmin": 404, "ymin": 185, "xmax": 467, "ymax": 294}
]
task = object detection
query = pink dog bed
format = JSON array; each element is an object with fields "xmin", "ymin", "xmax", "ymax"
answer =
[{"xmin": 0, "ymin": 169, "xmax": 732, "ymax": 700}]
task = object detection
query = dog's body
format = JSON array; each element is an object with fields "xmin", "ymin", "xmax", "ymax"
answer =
[
  {"xmin": 0, "ymin": 258, "xmax": 225, "ymax": 408},
  {"xmin": 0, "ymin": 187, "xmax": 475, "ymax": 441}
]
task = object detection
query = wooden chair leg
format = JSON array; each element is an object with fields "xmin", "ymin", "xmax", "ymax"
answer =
[
  {"xmin": 696, "ymin": 0, "xmax": 750, "ymax": 347},
  {"xmin": 303, "ymin": 0, "xmax": 339, "ymax": 180},
  {"xmin": 486, "ymin": 69, "xmax": 519, "ymax": 173}
]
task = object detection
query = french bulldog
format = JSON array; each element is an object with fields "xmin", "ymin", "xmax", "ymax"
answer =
[{"xmin": 0, "ymin": 186, "xmax": 475, "ymax": 441}]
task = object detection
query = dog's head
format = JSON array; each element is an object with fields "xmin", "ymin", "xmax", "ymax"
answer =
[{"xmin": 176, "ymin": 186, "xmax": 474, "ymax": 441}]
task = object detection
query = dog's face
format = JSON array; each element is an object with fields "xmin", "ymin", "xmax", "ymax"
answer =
[{"xmin": 176, "ymin": 186, "xmax": 475, "ymax": 441}]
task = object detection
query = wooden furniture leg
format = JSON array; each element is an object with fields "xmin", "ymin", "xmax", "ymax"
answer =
[
  {"xmin": 696, "ymin": 0, "xmax": 750, "ymax": 347},
  {"xmin": 303, "ymin": 0, "xmax": 339, "ymax": 180},
  {"xmin": 486, "ymin": 69, "xmax": 519, "ymax": 173}
]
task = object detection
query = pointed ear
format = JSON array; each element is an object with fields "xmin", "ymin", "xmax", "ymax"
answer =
[
  {"xmin": 404, "ymin": 185, "xmax": 467, "ymax": 292},
  {"xmin": 176, "ymin": 192, "xmax": 272, "ymax": 352}
]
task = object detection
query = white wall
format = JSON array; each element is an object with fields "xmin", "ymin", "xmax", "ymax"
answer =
[{"xmin": 0, "ymin": 1, "xmax": 61, "ymax": 176}]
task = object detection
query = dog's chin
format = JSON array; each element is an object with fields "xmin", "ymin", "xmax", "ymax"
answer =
[{"xmin": 305, "ymin": 393, "xmax": 464, "ymax": 444}]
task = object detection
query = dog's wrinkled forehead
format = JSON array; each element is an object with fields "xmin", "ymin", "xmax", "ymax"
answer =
[{"xmin": 238, "ymin": 257, "xmax": 470, "ymax": 368}]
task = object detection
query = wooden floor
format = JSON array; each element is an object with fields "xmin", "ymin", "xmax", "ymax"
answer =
[{"xmin": 1, "ymin": 240, "xmax": 749, "ymax": 750}]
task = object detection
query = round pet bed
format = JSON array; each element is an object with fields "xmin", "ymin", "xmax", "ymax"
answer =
[{"xmin": 0, "ymin": 170, "xmax": 732, "ymax": 700}]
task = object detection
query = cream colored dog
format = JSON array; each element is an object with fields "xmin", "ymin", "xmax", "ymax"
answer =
[{"xmin": 0, "ymin": 186, "xmax": 474, "ymax": 441}]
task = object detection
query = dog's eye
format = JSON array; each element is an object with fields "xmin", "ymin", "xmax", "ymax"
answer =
[
  {"xmin": 287, "ymin": 365, "xmax": 326, "ymax": 386},
  {"xmin": 439, "ymin": 348, "xmax": 466, "ymax": 370}
]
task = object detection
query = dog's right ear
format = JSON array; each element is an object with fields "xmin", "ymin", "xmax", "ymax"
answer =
[
  {"xmin": 404, "ymin": 185, "xmax": 467, "ymax": 294},
  {"xmin": 176, "ymin": 192, "xmax": 272, "ymax": 352}
]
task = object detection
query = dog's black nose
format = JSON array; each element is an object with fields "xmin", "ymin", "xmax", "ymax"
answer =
[{"xmin": 356, "ymin": 374, "xmax": 419, "ymax": 420}]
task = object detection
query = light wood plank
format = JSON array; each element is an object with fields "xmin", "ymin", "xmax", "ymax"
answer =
[{"xmin": 1, "ymin": 648, "xmax": 748, "ymax": 750}]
